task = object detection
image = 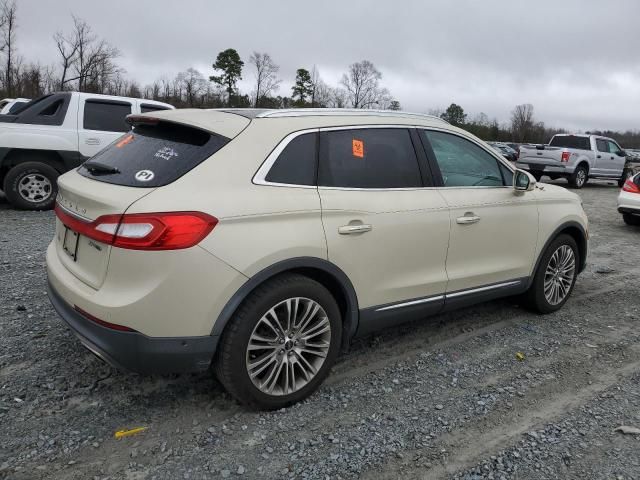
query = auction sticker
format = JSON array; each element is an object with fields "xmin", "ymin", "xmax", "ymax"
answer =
[
  {"xmin": 352, "ymin": 139, "xmax": 364, "ymax": 158},
  {"xmin": 135, "ymin": 170, "xmax": 155, "ymax": 182}
]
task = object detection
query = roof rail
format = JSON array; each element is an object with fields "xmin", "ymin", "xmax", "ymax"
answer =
[{"xmin": 255, "ymin": 108, "xmax": 449, "ymax": 123}]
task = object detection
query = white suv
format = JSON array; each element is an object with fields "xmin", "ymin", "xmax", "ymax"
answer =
[{"xmin": 46, "ymin": 109, "xmax": 589, "ymax": 409}]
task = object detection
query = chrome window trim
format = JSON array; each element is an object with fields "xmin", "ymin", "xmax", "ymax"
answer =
[
  {"xmin": 375, "ymin": 295, "xmax": 444, "ymax": 312},
  {"xmin": 253, "ymin": 124, "xmax": 517, "ymax": 191}
]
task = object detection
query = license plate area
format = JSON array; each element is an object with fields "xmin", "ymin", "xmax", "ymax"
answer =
[{"xmin": 62, "ymin": 227, "xmax": 80, "ymax": 261}]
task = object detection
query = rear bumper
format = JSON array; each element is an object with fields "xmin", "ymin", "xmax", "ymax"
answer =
[
  {"xmin": 618, "ymin": 206, "xmax": 640, "ymax": 215},
  {"xmin": 47, "ymin": 279, "xmax": 218, "ymax": 374}
]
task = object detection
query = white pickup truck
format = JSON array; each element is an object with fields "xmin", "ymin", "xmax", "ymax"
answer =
[
  {"xmin": 0, "ymin": 92, "xmax": 173, "ymax": 210},
  {"xmin": 515, "ymin": 134, "xmax": 628, "ymax": 188}
]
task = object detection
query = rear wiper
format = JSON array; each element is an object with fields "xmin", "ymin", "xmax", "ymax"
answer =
[{"xmin": 83, "ymin": 161, "xmax": 120, "ymax": 174}]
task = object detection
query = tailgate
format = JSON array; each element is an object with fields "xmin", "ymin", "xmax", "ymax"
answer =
[
  {"xmin": 54, "ymin": 170, "xmax": 153, "ymax": 289},
  {"xmin": 519, "ymin": 146, "xmax": 563, "ymax": 164}
]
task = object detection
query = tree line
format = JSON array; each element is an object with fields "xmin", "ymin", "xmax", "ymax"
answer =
[{"xmin": 0, "ymin": 2, "xmax": 637, "ymax": 147}]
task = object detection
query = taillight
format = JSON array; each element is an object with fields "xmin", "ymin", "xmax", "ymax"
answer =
[
  {"xmin": 622, "ymin": 178, "xmax": 640, "ymax": 194},
  {"xmin": 55, "ymin": 205, "xmax": 217, "ymax": 250},
  {"xmin": 561, "ymin": 151, "xmax": 571, "ymax": 162}
]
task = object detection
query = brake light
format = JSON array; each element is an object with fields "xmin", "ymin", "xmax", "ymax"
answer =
[
  {"xmin": 55, "ymin": 204, "xmax": 217, "ymax": 250},
  {"xmin": 561, "ymin": 151, "xmax": 571, "ymax": 162},
  {"xmin": 622, "ymin": 178, "xmax": 640, "ymax": 194}
]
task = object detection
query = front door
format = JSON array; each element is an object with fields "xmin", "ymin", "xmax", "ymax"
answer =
[
  {"xmin": 317, "ymin": 127, "xmax": 450, "ymax": 328},
  {"xmin": 420, "ymin": 129, "xmax": 539, "ymax": 296},
  {"xmin": 78, "ymin": 98, "xmax": 133, "ymax": 159}
]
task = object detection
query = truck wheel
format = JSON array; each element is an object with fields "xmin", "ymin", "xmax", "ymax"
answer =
[
  {"xmin": 618, "ymin": 169, "xmax": 633, "ymax": 188},
  {"xmin": 531, "ymin": 171, "xmax": 543, "ymax": 182},
  {"xmin": 3, "ymin": 162, "xmax": 59, "ymax": 210},
  {"xmin": 568, "ymin": 165, "xmax": 588, "ymax": 189}
]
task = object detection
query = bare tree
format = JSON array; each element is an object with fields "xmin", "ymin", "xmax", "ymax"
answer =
[
  {"xmin": 1, "ymin": 0, "xmax": 17, "ymax": 96},
  {"xmin": 249, "ymin": 52, "xmax": 281, "ymax": 107},
  {"xmin": 511, "ymin": 104, "xmax": 535, "ymax": 142},
  {"xmin": 177, "ymin": 68, "xmax": 206, "ymax": 107},
  {"xmin": 340, "ymin": 60, "xmax": 387, "ymax": 109},
  {"xmin": 57, "ymin": 16, "xmax": 120, "ymax": 92}
]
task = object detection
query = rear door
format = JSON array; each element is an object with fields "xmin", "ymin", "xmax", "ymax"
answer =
[
  {"xmin": 420, "ymin": 129, "xmax": 538, "ymax": 299},
  {"xmin": 77, "ymin": 98, "xmax": 132, "ymax": 158},
  {"xmin": 317, "ymin": 127, "xmax": 450, "ymax": 330}
]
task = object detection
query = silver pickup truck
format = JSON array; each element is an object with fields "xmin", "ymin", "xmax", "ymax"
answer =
[{"xmin": 515, "ymin": 134, "xmax": 627, "ymax": 188}]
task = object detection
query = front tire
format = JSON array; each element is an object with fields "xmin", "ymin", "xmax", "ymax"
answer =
[
  {"xmin": 215, "ymin": 274, "xmax": 342, "ymax": 410},
  {"xmin": 524, "ymin": 234, "xmax": 579, "ymax": 314},
  {"xmin": 623, "ymin": 213, "xmax": 640, "ymax": 226},
  {"xmin": 3, "ymin": 161, "xmax": 59, "ymax": 210},
  {"xmin": 568, "ymin": 165, "xmax": 588, "ymax": 189}
]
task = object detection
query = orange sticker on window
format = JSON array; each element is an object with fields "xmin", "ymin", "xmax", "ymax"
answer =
[
  {"xmin": 352, "ymin": 139, "xmax": 364, "ymax": 158},
  {"xmin": 116, "ymin": 134, "xmax": 134, "ymax": 148}
]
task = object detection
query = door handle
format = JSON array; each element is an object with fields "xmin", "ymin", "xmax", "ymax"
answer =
[
  {"xmin": 597, "ymin": 155, "xmax": 601, "ymax": 158},
  {"xmin": 456, "ymin": 213, "xmax": 481, "ymax": 225},
  {"xmin": 85, "ymin": 138, "xmax": 101, "ymax": 145},
  {"xmin": 338, "ymin": 224, "xmax": 372, "ymax": 235}
]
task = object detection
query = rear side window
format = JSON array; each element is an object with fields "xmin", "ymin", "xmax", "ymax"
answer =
[
  {"xmin": 318, "ymin": 128, "xmax": 422, "ymax": 188},
  {"xmin": 265, "ymin": 133, "xmax": 316, "ymax": 185},
  {"xmin": 78, "ymin": 121, "xmax": 230, "ymax": 187},
  {"xmin": 83, "ymin": 100, "xmax": 132, "ymax": 132},
  {"xmin": 423, "ymin": 130, "xmax": 505, "ymax": 187},
  {"xmin": 8, "ymin": 101, "xmax": 28, "ymax": 114},
  {"xmin": 141, "ymin": 104, "xmax": 171, "ymax": 114},
  {"xmin": 549, "ymin": 136, "xmax": 590, "ymax": 150}
]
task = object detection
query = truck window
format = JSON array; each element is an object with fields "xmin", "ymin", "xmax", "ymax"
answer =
[
  {"xmin": 549, "ymin": 136, "xmax": 590, "ymax": 150},
  {"xmin": 83, "ymin": 100, "xmax": 132, "ymax": 132},
  {"xmin": 596, "ymin": 139, "xmax": 608, "ymax": 152}
]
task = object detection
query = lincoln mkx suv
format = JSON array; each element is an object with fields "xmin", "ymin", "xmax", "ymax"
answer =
[{"xmin": 46, "ymin": 108, "xmax": 589, "ymax": 409}]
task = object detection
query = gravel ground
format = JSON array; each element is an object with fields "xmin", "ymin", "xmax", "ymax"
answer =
[{"xmin": 0, "ymin": 179, "xmax": 639, "ymax": 480}]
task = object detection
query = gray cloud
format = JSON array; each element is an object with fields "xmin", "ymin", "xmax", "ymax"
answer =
[{"xmin": 16, "ymin": 0, "xmax": 640, "ymax": 131}]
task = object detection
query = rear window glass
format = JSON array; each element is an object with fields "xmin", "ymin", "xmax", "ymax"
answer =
[
  {"xmin": 78, "ymin": 121, "xmax": 230, "ymax": 187},
  {"xmin": 549, "ymin": 136, "xmax": 590, "ymax": 150},
  {"xmin": 83, "ymin": 100, "xmax": 132, "ymax": 132}
]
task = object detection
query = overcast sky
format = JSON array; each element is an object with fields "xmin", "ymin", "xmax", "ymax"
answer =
[{"xmin": 16, "ymin": 0, "xmax": 640, "ymax": 131}]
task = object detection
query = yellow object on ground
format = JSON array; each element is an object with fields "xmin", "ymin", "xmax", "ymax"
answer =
[{"xmin": 114, "ymin": 426, "xmax": 148, "ymax": 439}]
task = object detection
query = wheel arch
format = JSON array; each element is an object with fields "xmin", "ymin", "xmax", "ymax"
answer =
[
  {"xmin": 528, "ymin": 221, "xmax": 588, "ymax": 288},
  {"xmin": 211, "ymin": 257, "xmax": 360, "ymax": 351},
  {"xmin": 0, "ymin": 148, "xmax": 67, "ymax": 185}
]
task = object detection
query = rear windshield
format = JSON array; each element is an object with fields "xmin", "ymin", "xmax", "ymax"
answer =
[
  {"xmin": 78, "ymin": 121, "xmax": 230, "ymax": 187},
  {"xmin": 549, "ymin": 136, "xmax": 590, "ymax": 150}
]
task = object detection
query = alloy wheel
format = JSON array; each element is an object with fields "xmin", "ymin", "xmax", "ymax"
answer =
[
  {"xmin": 576, "ymin": 169, "xmax": 586, "ymax": 187},
  {"xmin": 246, "ymin": 297, "xmax": 331, "ymax": 396},
  {"xmin": 543, "ymin": 245, "xmax": 576, "ymax": 305}
]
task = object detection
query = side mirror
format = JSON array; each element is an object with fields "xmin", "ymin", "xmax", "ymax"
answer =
[
  {"xmin": 514, "ymin": 169, "xmax": 536, "ymax": 192},
  {"xmin": 617, "ymin": 150, "xmax": 627, "ymax": 157}
]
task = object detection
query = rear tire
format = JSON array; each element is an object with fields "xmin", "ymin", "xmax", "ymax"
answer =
[
  {"xmin": 524, "ymin": 234, "xmax": 579, "ymax": 314},
  {"xmin": 619, "ymin": 169, "xmax": 633, "ymax": 188},
  {"xmin": 215, "ymin": 273, "xmax": 342, "ymax": 410},
  {"xmin": 568, "ymin": 165, "xmax": 588, "ymax": 189},
  {"xmin": 623, "ymin": 213, "xmax": 640, "ymax": 226},
  {"xmin": 3, "ymin": 161, "xmax": 59, "ymax": 210}
]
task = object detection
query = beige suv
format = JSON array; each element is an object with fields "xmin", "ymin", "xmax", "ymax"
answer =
[{"xmin": 46, "ymin": 109, "xmax": 589, "ymax": 409}]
